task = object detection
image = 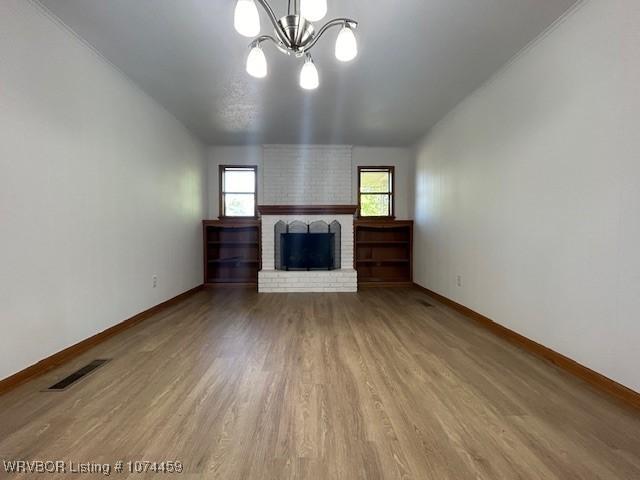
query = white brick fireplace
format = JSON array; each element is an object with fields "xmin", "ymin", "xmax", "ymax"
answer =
[
  {"xmin": 262, "ymin": 145, "xmax": 352, "ymax": 205},
  {"xmin": 256, "ymin": 146, "xmax": 358, "ymax": 293},
  {"xmin": 258, "ymin": 209, "xmax": 357, "ymax": 293}
]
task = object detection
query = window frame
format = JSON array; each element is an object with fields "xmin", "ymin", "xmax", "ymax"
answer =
[
  {"xmin": 219, "ymin": 165, "xmax": 258, "ymax": 218},
  {"xmin": 357, "ymin": 166, "xmax": 395, "ymax": 219}
]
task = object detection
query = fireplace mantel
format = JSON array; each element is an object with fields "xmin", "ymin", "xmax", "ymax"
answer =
[{"xmin": 257, "ymin": 205, "xmax": 358, "ymax": 215}]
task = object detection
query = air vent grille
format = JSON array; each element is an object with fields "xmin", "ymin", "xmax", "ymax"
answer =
[{"xmin": 47, "ymin": 359, "xmax": 110, "ymax": 391}]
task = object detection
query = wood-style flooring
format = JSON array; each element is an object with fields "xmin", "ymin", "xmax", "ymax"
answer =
[{"xmin": 1, "ymin": 288, "xmax": 639, "ymax": 479}]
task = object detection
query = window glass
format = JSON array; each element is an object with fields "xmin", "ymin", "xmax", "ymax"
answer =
[
  {"xmin": 224, "ymin": 169, "xmax": 255, "ymax": 193},
  {"xmin": 359, "ymin": 167, "xmax": 393, "ymax": 217},
  {"xmin": 224, "ymin": 194, "xmax": 255, "ymax": 217},
  {"xmin": 221, "ymin": 166, "xmax": 256, "ymax": 217},
  {"xmin": 360, "ymin": 171, "xmax": 391, "ymax": 193},
  {"xmin": 360, "ymin": 193, "xmax": 390, "ymax": 217}
]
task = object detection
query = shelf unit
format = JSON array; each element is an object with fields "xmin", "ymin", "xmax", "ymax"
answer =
[
  {"xmin": 354, "ymin": 220, "xmax": 413, "ymax": 286},
  {"xmin": 203, "ymin": 220, "xmax": 261, "ymax": 286}
]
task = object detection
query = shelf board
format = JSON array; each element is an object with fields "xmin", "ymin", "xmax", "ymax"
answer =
[
  {"xmin": 356, "ymin": 240, "xmax": 409, "ymax": 245},
  {"xmin": 356, "ymin": 259, "xmax": 410, "ymax": 264},
  {"xmin": 207, "ymin": 259, "xmax": 259, "ymax": 265},
  {"xmin": 207, "ymin": 241, "xmax": 259, "ymax": 246}
]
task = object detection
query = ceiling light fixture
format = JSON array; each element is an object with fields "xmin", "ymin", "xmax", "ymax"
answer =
[
  {"xmin": 246, "ymin": 44, "xmax": 268, "ymax": 78},
  {"xmin": 234, "ymin": 0, "xmax": 261, "ymax": 38},
  {"xmin": 300, "ymin": 0, "xmax": 327, "ymax": 23},
  {"xmin": 299, "ymin": 54, "xmax": 320, "ymax": 90},
  {"xmin": 234, "ymin": 0, "xmax": 358, "ymax": 90},
  {"xmin": 335, "ymin": 25, "xmax": 358, "ymax": 62}
]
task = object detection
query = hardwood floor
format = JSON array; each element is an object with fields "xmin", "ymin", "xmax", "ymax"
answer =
[{"xmin": 1, "ymin": 288, "xmax": 639, "ymax": 479}]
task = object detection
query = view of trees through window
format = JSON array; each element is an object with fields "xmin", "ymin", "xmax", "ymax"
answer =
[
  {"xmin": 221, "ymin": 166, "xmax": 256, "ymax": 217},
  {"xmin": 359, "ymin": 167, "xmax": 393, "ymax": 217}
]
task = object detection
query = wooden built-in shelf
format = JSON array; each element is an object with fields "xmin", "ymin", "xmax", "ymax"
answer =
[
  {"xmin": 207, "ymin": 241, "xmax": 259, "ymax": 246},
  {"xmin": 354, "ymin": 220, "xmax": 413, "ymax": 286},
  {"xmin": 356, "ymin": 259, "xmax": 410, "ymax": 264},
  {"xmin": 203, "ymin": 220, "xmax": 261, "ymax": 287},
  {"xmin": 207, "ymin": 259, "xmax": 259, "ymax": 265},
  {"xmin": 356, "ymin": 240, "xmax": 409, "ymax": 245}
]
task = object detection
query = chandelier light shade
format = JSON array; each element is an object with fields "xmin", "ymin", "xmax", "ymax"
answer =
[
  {"xmin": 234, "ymin": 0, "xmax": 358, "ymax": 90},
  {"xmin": 300, "ymin": 55, "xmax": 320, "ymax": 90},
  {"xmin": 234, "ymin": 0, "xmax": 261, "ymax": 38},
  {"xmin": 300, "ymin": 0, "xmax": 328, "ymax": 23},
  {"xmin": 335, "ymin": 25, "xmax": 358, "ymax": 62},
  {"xmin": 246, "ymin": 45, "xmax": 268, "ymax": 78}
]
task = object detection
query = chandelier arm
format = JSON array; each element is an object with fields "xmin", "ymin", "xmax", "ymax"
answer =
[
  {"xmin": 254, "ymin": 0, "xmax": 292, "ymax": 47},
  {"xmin": 250, "ymin": 35, "xmax": 291, "ymax": 56},
  {"xmin": 250, "ymin": 35, "xmax": 276, "ymax": 47},
  {"xmin": 301, "ymin": 18, "xmax": 358, "ymax": 52}
]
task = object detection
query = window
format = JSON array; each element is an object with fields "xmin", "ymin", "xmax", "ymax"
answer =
[
  {"xmin": 358, "ymin": 166, "xmax": 394, "ymax": 218},
  {"xmin": 220, "ymin": 165, "xmax": 257, "ymax": 217}
]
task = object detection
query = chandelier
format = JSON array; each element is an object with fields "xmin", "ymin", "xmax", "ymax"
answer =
[{"xmin": 234, "ymin": 0, "xmax": 359, "ymax": 90}]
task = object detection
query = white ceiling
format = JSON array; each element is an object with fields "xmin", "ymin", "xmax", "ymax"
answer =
[{"xmin": 38, "ymin": 0, "xmax": 577, "ymax": 146}]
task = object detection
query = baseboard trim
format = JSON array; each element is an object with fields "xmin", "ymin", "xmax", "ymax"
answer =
[
  {"xmin": 0, "ymin": 284, "xmax": 204, "ymax": 396},
  {"xmin": 413, "ymin": 283, "xmax": 640, "ymax": 411}
]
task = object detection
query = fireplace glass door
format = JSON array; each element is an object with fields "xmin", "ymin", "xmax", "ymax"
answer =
[{"xmin": 281, "ymin": 233, "xmax": 335, "ymax": 271}]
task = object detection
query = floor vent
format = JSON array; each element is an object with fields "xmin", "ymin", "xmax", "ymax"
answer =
[
  {"xmin": 418, "ymin": 299, "xmax": 433, "ymax": 308},
  {"xmin": 47, "ymin": 359, "xmax": 110, "ymax": 391}
]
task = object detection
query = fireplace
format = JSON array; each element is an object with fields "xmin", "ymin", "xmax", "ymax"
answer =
[
  {"xmin": 275, "ymin": 220, "xmax": 341, "ymax": 271},
  {"xmin": 257, "ymin": 206, "xmax": 357, "ymax": 293},
  {"xmin": 281, "ymin": 233, "xmax": 334, "ymax": 270}
]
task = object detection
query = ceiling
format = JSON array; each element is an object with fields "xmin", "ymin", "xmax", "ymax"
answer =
[{"xmin": 38, "ymin": 0, "xmax": 577, "ymax": 146}]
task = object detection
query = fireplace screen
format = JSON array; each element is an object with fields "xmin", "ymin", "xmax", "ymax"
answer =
[{"xmin": 275, "ymin": 220, "xmax": 341, "ymax": 271}]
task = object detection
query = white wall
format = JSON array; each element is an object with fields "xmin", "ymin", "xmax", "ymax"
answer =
[
  {"xmin": 0, "ymin": 1, "xmax": 207, "ymax": 379},
  {"xmin": 413, "ymin": 0, "xmax": 640, "ymax": 392},
  {"xmin": 208, "ymin": 145, "xmax": 413, "ymax": 219}
]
